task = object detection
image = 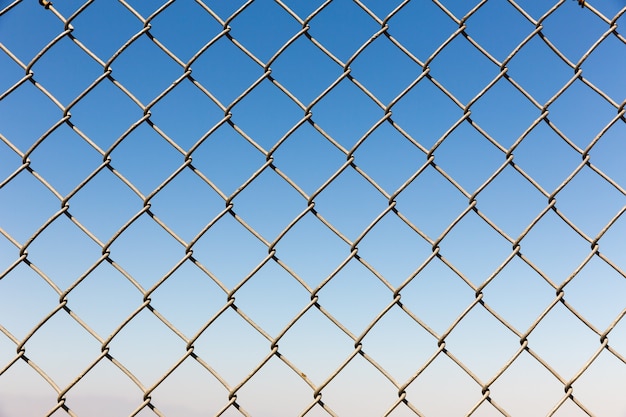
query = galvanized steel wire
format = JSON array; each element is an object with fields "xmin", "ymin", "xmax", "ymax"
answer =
[{"xmin": 1, "ymin": 0, "xmax": 625, "ymax": 416}]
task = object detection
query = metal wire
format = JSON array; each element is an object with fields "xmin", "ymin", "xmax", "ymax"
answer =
[{"xmin": 1, "ymin": 0, "xmax": 625, "ymax": 416}]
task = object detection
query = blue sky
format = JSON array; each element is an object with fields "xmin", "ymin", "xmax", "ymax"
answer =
[{"xmin": 1, "ymin": 0, "xmax": 626, "ymax": 416}]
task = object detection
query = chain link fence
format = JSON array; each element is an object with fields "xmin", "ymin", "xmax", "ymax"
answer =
[{"xmin": 1, "ymin": 0, "xmax": 625, "ymax": 415}]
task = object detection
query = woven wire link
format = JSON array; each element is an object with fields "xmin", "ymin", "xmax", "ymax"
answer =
[{"xmin": 1, "ymin": 0, "xmax": 625, "ymax": 415}]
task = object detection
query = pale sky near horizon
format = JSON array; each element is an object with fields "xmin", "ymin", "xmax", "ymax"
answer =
[{"xmin": 1, "ymin": 0, "xmax": 626, "ymax": 416}]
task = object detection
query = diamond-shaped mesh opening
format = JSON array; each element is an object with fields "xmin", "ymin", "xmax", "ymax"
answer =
[
  {"xmin": 148, "ymin": 0, "xmax": 223, "ymax": 63},
  {"xmin": 507, "ymin": 35, "xmax": 574, "ymax": 104},
  {"xmin": 70, "ymin": 1, "xmax": 140, "ymax": 60},
  {"xmin": 65, "ymin": 261, "xmax": 140, "ymax": 337},
  {"xmin": 542, "ymin": 3, "xmax": 608, "ymax": 62},
  {"xmin": 1, "ymin": 1, "xmax": 625, "ymax": 415},
  {"xmin": 395, "ymin": 164, "xmax": 468, "ymax": 238},
  {"xmin": 231, "ymin": 260, "xmax": 310, "ymax": 336},
  {"xmin": 232, "ymin": 168, "xmax": 305, "ymax": 239},
  {"xmin": 489, "ymin": 351, "xmax": 565, "ymax": 416},
  {"xmin": 404, "ymin": 353, "xmax": 485, "ymax": 416},
  {"xmin": 190, "ymin": 124, "xmax": 266, "ymax": 196},
  {"xmin": 68, "ymin": 77, "xmax": 143, "ymax": 150},
  {"xmin": 107, "ymin": 214, "xmax": 184, "ymax": 289},
  {"xmin": 520, "ymin": 210, "xmax": 594, "ymax": 282},
  {"xmin": 572, "ymin": 351, "xmax": 626, "ymax": 416},
  {"xmin": 0, "ymin": 358, "xmax": 59, "ymax": 416},
  {"xmin": 548, "ymin": 79, "xmax": 618, "ymax": 149},
  {"xmin": 272, "ymin": 122, "xmax": 347, "ymax": 194},
  {"xmin": 68, "ymin": 168, "xmax": 142, "ymax": 240},
  {"xmin": 387, "ymin": 0, "xmax": 458, "ymax": 62},
  {"xmin": 564, "ymin": 256, "xmax": 626, "ymax": 330},
  {"xmin": 512, "ymin": 121, "xmax": 582, "ymax": 192},
  {"xmin": 353, "ymin": 122, "xmax": 426, "ymax": 192},
  {"xmin": 481, "ymin": 257, "xmax": 555, "ymax": 332},
  {"xmin": 582, "ymin": 34, "xmax": 626, "ymax": 102},
  {"xmin": 0, "ymin": 1, "xmax": 58, "ymax": 62},
  {"xmin": 27, "ymin": 124, "xmax": 102, "ymax": 196},
  {"xmin": 313, "ymin": 167, "xmax": 388, "ymax": 240},
  {"xmin": 468, "ymin": 78, "xmax": 540, "ymax": 149},
  {"xmin": 107, "ymin": 309, "xmax": 186, "ymax": 385},
  {"xmin": 271, "ymin": 36, "xmax": 343, "ymax": 105},
  {"xmin": 232, "ymin": 79, "xmax": 304, "ymax": 150},
  {"xmin": 148, "ymin": 78, "xmax": 224, "ymax": 150},
  {"xmin": 109, "ymin": 35, "xmax": 182, "ymax": 104},
  {"xmin": 0, "ymin": 171, "xmax": 59, "ymax": 242},
  {"xmin": 25, "ymin": 215, "xmax": 102, "ymax": 289},
  {"xmin": 315, "ymin": 259, "xmax": 390, "ymax": 333},
  {"xmin": 357, "ymin": 213, "xmax": 432, "ymax": 286},
  {"xmin": 429, "ymin": 35, "xmax": 500, "ymax": 104},
  {"xmin": 24, "ymin": 311, "xmax": 101, "ymax": 388},
  {"xmin": 438, "ymin": 211, "xmax": 513, "ymax": 286},
  {"xmin": 321, "ymin": 354, "xmax": 400, "ymax": 416},
  {"xmin": 444, "ymin": 306, "xmax": 520, "ymax": 381},
  {"xmin": 190, "ymin": 214, "xmax": 268, "ymax": 290},
  {"xmin": 109, "ymin": 122, "xmax": 183, "ymax": 194},
  {"xmin": 147, "ymin": 356, "xmax": 230, "ymax": 417},
  {"xmin": 434, "ymin": 121, "xmax": 503, "ymax": 193},
  {"xmin": 350, "ymin": 35, "xmax": 421, "ymax": 104},
  {"xmin": 149, "ymin": 260, "xmax": 226, "ymax": 337},
  {"xmin": 556, "ymin": 165, "xmax": 626, "ymax": 237},
  {"xmin": 528, "ymin": 303, "xmax": 601, "ymax": 380},
  {"xmin": 227, "ymin": 0, "xmax": 302, "ymax": 63},
  {"xmin": 311, "ymin": 78, "xmax": 383, "ymax": 149},
  {"xmin": 386, "ymin": 78, "xmax": 463, "ymax": 150},
  {"xmin": 63, "ymin": 358, "xmax": 142, "ymax": 417},
  {"xmin": 0, "ymin": 263, "xmax": 59, "ymax": 339},
  {"xmin": 465, "ymin": 0, "xmax": 534, "ymax": 61},
  {"xmin": 191, "ymin": 36, "xmax": 264, "ymax": 106},
  {"xmin": 234, "ymin": 356, "xmax": 313, "ymax": 416},
  {"xmin": 308, "ymin": 0, "xmax": 380, "ymax": 62},
  {"xmin": 0, "ymin": 81, "xmax": 60, "ymax": 151},
  {"xmin": 276, "ymin": 307, "xmax": 356, "ymax": 386},
  {"xmin": 400, "ymin": 258, "xmax": 476, "ymax": 335},
  {"xmin": 192, "ymin": 308, "xmax": 271, "ymax": 385},
  {"xmin": 273, "ymin": 212, "xmax": 348, "ymax": 288},
  {"xmin": 148, "ymin": 168, "xmax": 225, "ymax": 242},
  {"xmin": 477, "ymin": 165, "xmax": 547, "ymax": 238},
  {"xmin": 360, "ymin": 305, "xmax": 436, "ymax": 382},
  {"xmin": 30, "ymin": 37, "xmax": 102, "ymax": 105}
]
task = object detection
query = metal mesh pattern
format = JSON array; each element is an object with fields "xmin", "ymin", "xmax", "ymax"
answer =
[{"xmin": 1, "ymin": 0, "xmax": 625, "ymax": 415}]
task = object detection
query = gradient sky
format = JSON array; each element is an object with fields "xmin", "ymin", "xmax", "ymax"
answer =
[{"xmin": 1, "ymin": 0, "xmax": 626, "ymax": 416}]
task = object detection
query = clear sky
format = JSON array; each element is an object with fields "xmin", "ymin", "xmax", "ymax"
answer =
[{"xmin": 1, "ymin": 0, "xmax": 625, "ymax": 416}]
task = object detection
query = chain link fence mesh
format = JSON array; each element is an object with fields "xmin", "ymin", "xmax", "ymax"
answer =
[{"xmin": 1, "ymin": 0, "xmax": 625, "ymax": 415}]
